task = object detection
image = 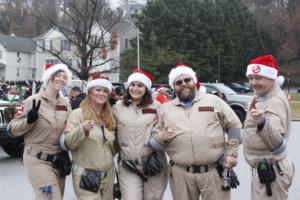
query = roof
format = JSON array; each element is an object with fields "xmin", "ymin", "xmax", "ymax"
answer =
[
  {"xmin": 0, "ymin": 34, "xmax": 36, "ymax": 53},
  {"xmin": 111, "ymin": 20, "xmax": 135, "ymax": 34}
]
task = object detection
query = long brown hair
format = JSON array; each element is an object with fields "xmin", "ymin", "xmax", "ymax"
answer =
[
  {"xmin": 123, "ymin": 87, "xmax": 153, "ymax": 108},
  {"xmin": 80, "ymin": 96, "xmax": 116, "ymax": 131}
]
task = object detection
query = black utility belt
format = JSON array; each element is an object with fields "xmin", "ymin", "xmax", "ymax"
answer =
[
  {"xmin": 170, "ymin": 160, "xmax": 214, "ymax": 174},
  {"xmin": 25, "ymin": 148, "xmax": 71, "ymax": 177},
  {"xmin": 25, "ymin": 149, "xmax": 58, "ymax": 163}
]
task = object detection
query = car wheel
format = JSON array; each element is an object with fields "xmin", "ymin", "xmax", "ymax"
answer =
[
  {"xmin": 232, "ymin": 108, "xmax": 246, "ymax": 124},
  {"xmin": 2, "ymin": 143, "xmax": 24, "ymax": 157}
]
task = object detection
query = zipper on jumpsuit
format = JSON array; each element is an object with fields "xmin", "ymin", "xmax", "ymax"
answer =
[{"xmin": 185, "ymin": 105, "xmax": 196, "ymax": 164}]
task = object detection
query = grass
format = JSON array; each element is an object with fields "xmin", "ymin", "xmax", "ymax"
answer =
[
  {"xmin": 290, "ymin": 93, "xmax": 300, "ymax": 118},
  {"xmin": 291, "ymin": 93, "xmax": 300, "ymax": 101}
]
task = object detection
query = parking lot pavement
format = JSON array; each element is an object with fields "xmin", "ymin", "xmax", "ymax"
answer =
[{"xmin": 1, "ymin": 122, "xmax": 299, "ymax": 200}]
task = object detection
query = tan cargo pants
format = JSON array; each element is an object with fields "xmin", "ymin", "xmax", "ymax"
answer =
[
  {"xmin": 169, "ymin": 164, "xmax": 230, "ymax": 200},
  {"xmin": 72, "ymin": 166, "xmax": 114, "ymax": 200},
  {"xmin": 251, "ymin": 159, "xmax": 295, "ymax": 200},
  {"xmin": 23, "ymin": 153, "xmax": 65, "ymax": 200},
  {"xmin": 118, "ymin": 163, "xmax": 168, "ymax": 200}
]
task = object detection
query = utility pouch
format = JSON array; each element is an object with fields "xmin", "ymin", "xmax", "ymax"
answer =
[
  {"xmin": 79, "ymin": 169, "xmax": 101, "ymax": 193},
  {"xmin": 142, "ymin": 152, "xmax": 163, "ymax": 177},
  {"xmin": 52, "ymin": 151, "xmax": 71, "ymax": 177},
  {"xmin": 257, "ymin": 159, "xmax": 276, "ymax": 196}
]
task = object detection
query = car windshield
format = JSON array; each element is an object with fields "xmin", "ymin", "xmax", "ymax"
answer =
[{"xmin": 217, "ymin": 84, "xmax": 237, "ymax": 95}]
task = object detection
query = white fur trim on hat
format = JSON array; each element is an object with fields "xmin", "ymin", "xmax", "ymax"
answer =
[
  {"xmin": 87, "ymin": 79, "xmax": 112, "ymax": 93},
  {"xmin": 42, "ymin": 64, "xmax": 72, "ymax": 86},
  {"xmin": 168, "ymin": 66, "xmax": 197, "ymax": 89},
  {"xmin": 246, "ymin": 64, "xmax": 278, "ymax": 80},
  {"xmin": 127, "ymin": 73, "xmax": 152, "ymax": 90}
]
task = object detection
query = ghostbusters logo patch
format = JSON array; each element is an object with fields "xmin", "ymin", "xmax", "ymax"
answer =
[{"xmin": 251, "ymin": 65, "xmax": 261, "ymax": 74}]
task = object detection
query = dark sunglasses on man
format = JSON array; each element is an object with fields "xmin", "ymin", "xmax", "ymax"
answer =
[{"xmin": 174, "ymin": 77, "xmax": 192, "ymax": 86}]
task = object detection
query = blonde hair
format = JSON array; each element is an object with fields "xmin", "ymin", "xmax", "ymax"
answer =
[{"xmin": 80, "ymin": 96, "xmax": 116, "ymax": 131}]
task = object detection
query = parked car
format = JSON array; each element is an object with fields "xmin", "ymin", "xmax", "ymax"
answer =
[
  {"xmin": 203, "ymin": 83, "xmax": 253, "ymax": 123},
  {"xmin": 0, "ymin": 100, "xmax": 24, "ymax": 157},
  {"xmin": 297, "ymin": 87, "xmax": 300, "ymax": 93},
  {"xmin": 228, "ymin": 82, "xmax": 252, "ymax": 93}
]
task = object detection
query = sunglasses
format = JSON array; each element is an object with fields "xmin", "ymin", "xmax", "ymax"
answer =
[{"xmin": 174, "ymin": 78, "xmax": 192, "ymax": 86}]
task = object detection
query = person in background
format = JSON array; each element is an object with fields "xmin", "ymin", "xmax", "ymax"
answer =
[
  {"xmin": 7, "ymin": 64, "xmax": 73, "ymax": 200},
  {"xmin": 150, "ymin": 63, "xmax": 242, "ymax": 200},
  {"xmin": 156, "ymin": 86, "xmax": 171, "ymax": 104},
  {"xmin": 69, "ymin": 86, "xmax": 86, "ymax": 110},
  {"xmin": 61, "ymin": 77, "xmax": 117, "ymax": 200},
  {"xmin": 243, "ymin": 55, "xmax": 294, "ymax": 200},
  {"xmin": 113, "ymin": 69, "xmax": 168, "ymax": 200}
]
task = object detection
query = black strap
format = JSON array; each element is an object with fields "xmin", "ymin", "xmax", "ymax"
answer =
[
  {"xmin": 266, "ymin": 183, "xmax": 272, "ymax": 196},
  {"xmin": 101, "ymin": 125, "xmax": 107, "ymax": 141}
]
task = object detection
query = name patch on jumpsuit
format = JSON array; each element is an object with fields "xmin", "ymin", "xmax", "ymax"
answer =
[
  {"xmin": 198, "ymin": 106, "xmax": 214, "ymax": 112},
  {"xmin": 142, "ymin": 108, "xmax": 157, "ymax": 114},
  {"xmin": 55, "ymin": 105, "xmax": 68, "ymax": 111}
]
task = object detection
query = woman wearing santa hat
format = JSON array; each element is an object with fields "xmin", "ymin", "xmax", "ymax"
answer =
[
  {"xmin": 61, "ymin": 76, "xmax": 117, "ymax": 199},
  {"xmin": 113, "ymin": 69, "xmax": 168, "ymax": 200},
  {"xmin": 8, "ymin": 63, "xmax": 73, "ymax": 200}
]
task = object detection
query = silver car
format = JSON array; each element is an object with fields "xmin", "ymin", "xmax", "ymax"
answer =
[{"xmin": 202, "ymin": 83, "xmax": 253, "ymax": 123}]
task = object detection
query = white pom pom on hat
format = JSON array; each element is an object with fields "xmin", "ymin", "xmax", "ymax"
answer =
[
  {"xmin": 246, "ymin": 55, "xmax": 284, "ymax": 85},
  {"xmin": 127, "ymin": 69, "xmax": 154, "ymax": 90},
  {"xmin": 168, "ymin": 63, "xmax": 197, "ymax": 89},
  {"xmin": 42, "ymin": 63, "xmax": 73, "ymax": 86}
]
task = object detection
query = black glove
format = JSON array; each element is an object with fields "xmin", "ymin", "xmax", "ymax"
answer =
[
  {"xmin": 217, "ymin": 163, "xmax": 240, "ymax": 190},
  {"xmin": 27, "ymin": 99, "xmax": 41, "ymax": 124},
  {"xmin": 142, "ymin": 153, "xmax": 163, "ymax": 177}
]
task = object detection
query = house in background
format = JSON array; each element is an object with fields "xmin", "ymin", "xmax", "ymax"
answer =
[
  {"xmin": 35, "ymin": 20, "xmax": 136, "ymax": 82},
  {"xmin": 0, "ymin": 34, "xmax": 36, "ymax": 82},
  {"xmin": 0, "ymin": 19, "xmax": 137, "ymax": 83}
]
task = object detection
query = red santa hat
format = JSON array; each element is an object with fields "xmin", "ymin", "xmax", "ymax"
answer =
[
  {"xmin": 42, "ymin": 63, "xmax": 72, "ymax": 86},
  {"xmin": 87, "ymin": 74, "xmax": 112, "ymax": 93},
  {"xmin": 246, "ymin": 55, "xmax": 284, "ymax": 86},
  {"xmin": 168, "ymin": 63, "xmax": 197, "ymax": 89},
  {"xmin": 127, "ymin": 69, "xmax": 154, "ymax": 90}
]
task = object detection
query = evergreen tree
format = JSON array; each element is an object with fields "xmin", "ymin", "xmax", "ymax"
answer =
[{"xmin": 121, "ymin": 0, "xmax": 270, "ymax": 83}]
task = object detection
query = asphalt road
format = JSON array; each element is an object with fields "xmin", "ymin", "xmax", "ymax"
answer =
[{"xmin": 0, "ymin": 122, "xmax": 299, "ymax": 200}]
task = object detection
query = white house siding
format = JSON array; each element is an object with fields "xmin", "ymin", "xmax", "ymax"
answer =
[{"xmin": 4, "ymin": 51, "xmax": 36, "ymax": 81}]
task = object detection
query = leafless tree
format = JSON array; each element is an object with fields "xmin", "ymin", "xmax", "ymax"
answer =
[{"xmin": 33, "ymin": 0, "xmax": 122, "ymax": 80}]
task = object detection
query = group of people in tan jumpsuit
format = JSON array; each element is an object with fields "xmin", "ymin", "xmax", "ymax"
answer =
[{"xmin": 8, "ymin": 54, "xmax": 294, "ymax": 200}]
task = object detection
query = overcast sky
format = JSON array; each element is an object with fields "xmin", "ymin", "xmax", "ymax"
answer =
[{"xmin": 109, "ymin": 0, "xmax": 147, "ymax": 9}]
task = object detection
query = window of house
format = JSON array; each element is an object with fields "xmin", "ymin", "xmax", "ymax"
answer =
[
  {"xmin": 61, "ymin": 39, "xmax": 70, "ymax": 51},
  {"xmin": 16, "ymin": 68, "xmax": 20, "ymax": 78},
  {"xmin": 0, "ymin": 50, "xmax": 2, "ymax": 59},
  {"xmin": 46, "ymin": 59, "xmax": 59, "ymax": 64},
  {"xmin": 44, "ymin": 39, "xmax": 52, "ymax": 51},
  {"xmin": 68, "ymin": 59, "xmax": 72, "ymax": 67},
  {"xmin": 31, "ymin": 68, "xmax": 36, "ymax": 79},
  {"xmin": 125, "ymin": 39, "xmax": 128, "ymax": 49}
]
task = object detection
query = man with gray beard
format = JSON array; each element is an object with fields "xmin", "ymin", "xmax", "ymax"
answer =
[{"xmin": 150, "ymin": 64, "xmax": 242, "ymax": 200}]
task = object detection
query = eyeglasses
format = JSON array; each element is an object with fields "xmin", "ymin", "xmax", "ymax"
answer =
[{"xmin": 174, "ymin": 78, "xmax": 192, "ymax": 86}]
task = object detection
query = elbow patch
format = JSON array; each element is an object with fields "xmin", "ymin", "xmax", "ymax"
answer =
[
  {"xmin": 228, "ymin": 127, "xmax": 242, "ymax": 143},
  {"xmin": 59, "ymin": 134, "xmax": 69, "ymax": 151},
  {"xmin": 149, "ymin": 138, "xmax": 165, "ymax": 151},
  {"xmin": 271, "ymin": 139, "xmax": 287, "ymax": 156}
]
